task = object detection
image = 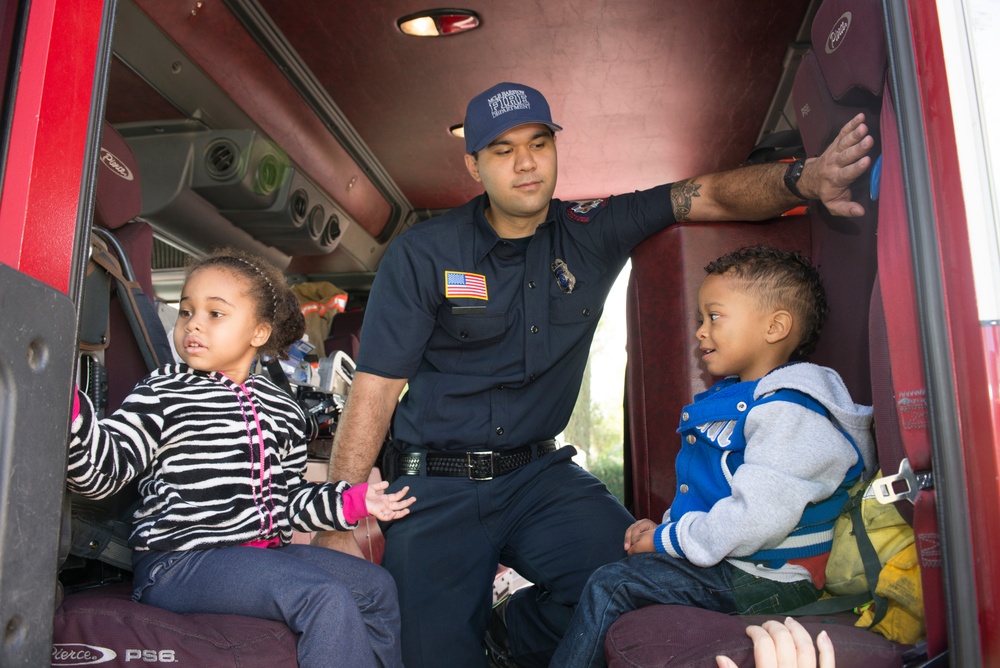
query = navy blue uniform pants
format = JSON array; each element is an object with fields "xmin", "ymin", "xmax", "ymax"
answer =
[{"xmin": 381, "ymin": 446, "xmax": 635, "ymax": 667}]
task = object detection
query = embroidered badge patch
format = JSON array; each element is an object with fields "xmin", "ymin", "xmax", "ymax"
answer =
[
  {"xmin": 445, "ymin": 271, "xmax": 489, "ymax": 300},
  {"xmin": 567, "ymin": 198, "xmax": 606, "ymax": 223}
]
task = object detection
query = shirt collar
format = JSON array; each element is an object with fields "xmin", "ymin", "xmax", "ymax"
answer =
[{"xmin": 471, "ymin": 194, "xmax": 558, "ymax": 265}]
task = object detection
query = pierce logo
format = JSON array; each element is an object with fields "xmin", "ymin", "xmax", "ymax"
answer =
[
  {"xmin": 825, "ymin": 11, "xmax": 851, "ymax": 53},
  {"xmin": 100, "ymin": 148, "xmax": 134, "ymax": 181},
  {"xmin": 52, "ymin": 643, "xmax": 118, "ymax": 665}
]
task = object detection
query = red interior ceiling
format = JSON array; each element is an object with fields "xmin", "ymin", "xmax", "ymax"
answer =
[
  {"xmin": 258, "ymin": 1, "xmax": 806, "ymax": 210},
  {"xmin": 106, "ymin": 1, "xmax": 807, "ymax": 214}
]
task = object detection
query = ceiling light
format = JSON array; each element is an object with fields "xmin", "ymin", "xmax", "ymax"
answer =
[
  {"xmin": 398, "ymin": 9, "xmax": 480, "ymax": 37},
  {"xmin": 449, "ymin": 124, "xmax": 465, "ymax": 138}
]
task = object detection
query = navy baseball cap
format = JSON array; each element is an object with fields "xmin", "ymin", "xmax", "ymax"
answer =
[{"xmin": 464, "ymin": 82, "xmax": 562, "ymax": 154}]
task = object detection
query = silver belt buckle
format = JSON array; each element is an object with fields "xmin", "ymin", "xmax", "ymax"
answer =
[{"xmin": 466, "ymin": 450, "xmax": 495, "ymax": 481}]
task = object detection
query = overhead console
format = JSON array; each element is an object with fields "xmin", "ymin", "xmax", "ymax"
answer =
[
  {"xmin": 107, "ymin": 0, "xmax": 416, "ymax": 274},
  {"xmin": 123, "ymin": 123, "xmax": 348, "ymax": 257}
]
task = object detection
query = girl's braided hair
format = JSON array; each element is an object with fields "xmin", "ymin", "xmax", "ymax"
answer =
[
  {"xmin": 704, "ymin": 244, "xmax": 829, "ymax": 358},
  {"xmin": 186, "ymin": 247, "xmax": 305, "ymax": 360}
]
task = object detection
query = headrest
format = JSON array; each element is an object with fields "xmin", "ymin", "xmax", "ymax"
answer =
[
  {"xmin": 810, "ymin": 0, "xmax": 887, "ymax": 99},
  {"xmin": 791, "ymin": 52, "xmax": 871, "ymax": 157},
  {"xmin": 95, "ymin": 122, "xmax": 142, "ymax": 230}
]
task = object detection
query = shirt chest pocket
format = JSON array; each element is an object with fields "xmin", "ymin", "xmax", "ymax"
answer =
[
  {"xmin": 549, "ymin": 286, "xmax": 601, "ymax": 325},
  {"xmin": 439, "ymin": 310, "xmax": 507, "ymax": 344}
]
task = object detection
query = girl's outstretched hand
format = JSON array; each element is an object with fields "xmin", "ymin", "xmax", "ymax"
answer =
[{"xmin": 365, "ymin": 480, "xmax": 415, "ymax": 522}]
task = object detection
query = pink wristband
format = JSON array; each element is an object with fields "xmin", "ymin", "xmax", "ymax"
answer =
[
  {"xmin": 342, "ymin": 482, "xmax": 369, "ymax": 524},
  {"xmin": 72, "ymin": 387, "xmax": 81, "ymax": 421}
]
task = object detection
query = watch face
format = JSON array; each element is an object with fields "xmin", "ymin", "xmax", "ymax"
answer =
[{"xmin": 784, "ymin": 160, "xmax": 807, "ymax": 200}]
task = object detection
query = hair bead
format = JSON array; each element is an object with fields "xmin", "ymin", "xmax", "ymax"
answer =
[{"xmin": 234, "ymin": 256, "xmax": 278, "ymax": 319}]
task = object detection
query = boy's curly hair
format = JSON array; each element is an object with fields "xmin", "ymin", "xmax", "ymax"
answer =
[
  {"xmin": 704, "ymin": 244, "xmax": 829, "ymax": 357},
  {"xmin": 186, "ymin": 247, "xmax": 305, "ymax": 360}
]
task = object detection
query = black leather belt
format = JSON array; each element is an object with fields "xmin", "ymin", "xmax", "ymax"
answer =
[{"xmin": 395, "ymin": 440, "xmax": 558, "ymax": 481}]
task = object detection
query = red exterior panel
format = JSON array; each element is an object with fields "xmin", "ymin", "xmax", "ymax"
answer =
[
  {"xmin": 908, "ymin": 1, "xmax": 1000, "ymax": 662},
  {"xmin": 0, "ymin": 0, "xmax": 106, "ymax": 293}
]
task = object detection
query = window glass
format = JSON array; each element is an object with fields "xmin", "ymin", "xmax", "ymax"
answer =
[
  {"xmin": 940, "ymin": 0, "xmax": 1000, "ymax": 321},
  {"xmin": 561, "ymin": 261, "xmax": 630, "ymax": 502}
]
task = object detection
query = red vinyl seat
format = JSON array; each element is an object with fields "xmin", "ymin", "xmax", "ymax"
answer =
[
  {"xmin": 54, "ymin": 584, "xmax": 297, "ymax": 666},
  {"xmin": 607, "ymin": 0, "xmax": 940, "ymax": 663},
  {"xmin": 610, "ymin": 215, "xmax": 912, "ymax": 666}
]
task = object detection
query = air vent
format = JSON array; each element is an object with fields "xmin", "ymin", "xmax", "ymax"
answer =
[
  {"xmin": 204, "ymin": 139, "xmax": 240, "ymax": 180},
  {"xmin": 290, "ymin": 188, "xmax": 309, "ymax": 224},
  {"xmin": 255, "ymin": 153, "xmax": 283, "ymax": 195},
  {"xmin": 307, "ymin": 204, "xmax": 326, "ymax": 238},
  {"xmin": 322, "ymin": 215, "xmax": 341, "ymax": 246},
  {"xmin": 152, "ymin": 237, "xmax": 193, "ymax": 270}
]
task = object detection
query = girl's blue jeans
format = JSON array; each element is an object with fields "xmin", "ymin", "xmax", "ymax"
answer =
[
  {"xmin": 549, "ymin": 551, "xmax": 822, "ymax": 668},
  {"xmin": 132, "ymin": 542, "xmax": 402, "ymax": 668}
]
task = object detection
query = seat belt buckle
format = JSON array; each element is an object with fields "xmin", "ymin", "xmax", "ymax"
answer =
[{"xmin": 873, "ymin": 458, "xmax": 932, "ymax": 505}]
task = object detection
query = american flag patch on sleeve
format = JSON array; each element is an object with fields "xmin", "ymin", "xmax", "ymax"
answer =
[{"xmin": 444, "ymin": 271, "xmax": 488, "ymax": 300}]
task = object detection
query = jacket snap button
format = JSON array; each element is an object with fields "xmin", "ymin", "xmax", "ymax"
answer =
[
  {"xmin": 686, "ymin": 434, "xmax": 696, "ymax": 444},
  {"xmin": 679, "ymin": 484, "xmax": 689, "ymax": 494},
  {"xmin": 496, "ymin": 427, "xmax": 504, "ymax": 435}
]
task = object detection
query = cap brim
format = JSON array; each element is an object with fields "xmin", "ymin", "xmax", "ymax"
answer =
[{"xmin": 470, "ymin": 119, "xmax": 563, "ymax": 154}]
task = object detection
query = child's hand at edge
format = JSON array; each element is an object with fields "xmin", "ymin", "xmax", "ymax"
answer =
[
  {"xmin": 365, "ymin": 480, "xmax": 415, "ymax": 522},
  {"xmin": 624, "ymin": 518, "xmax": 658, "ymax": 554},
  {"xmin": 715, "ymin": 617, "xmax": 835, "ymax": 668}
]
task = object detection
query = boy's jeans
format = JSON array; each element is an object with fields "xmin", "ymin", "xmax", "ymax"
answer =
[
  {"xmin": 549, "ymin": 551, "xmax": 822, "ymax": 668},
  {"xmin": 133, "ymin": 543, "xmax": 403, "ymax": 668}
]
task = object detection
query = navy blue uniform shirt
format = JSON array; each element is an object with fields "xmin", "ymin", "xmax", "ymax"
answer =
[{"xmin": 357, "ymin": 184, "xmax": 677, "ymax": 452}]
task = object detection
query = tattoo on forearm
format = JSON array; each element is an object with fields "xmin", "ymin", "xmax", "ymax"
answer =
[{"xmin": 671, "ymin": 178, "xmax": 702, "ymax": 221}]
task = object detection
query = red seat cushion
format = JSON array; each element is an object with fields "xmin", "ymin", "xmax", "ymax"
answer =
[
  {"xmin": 53, "ymin": 584, "xmax": 299, "ymax": 667},
  {"xmin": 606, "ymin": 605, "xmax": 910, "ymax": 667}
]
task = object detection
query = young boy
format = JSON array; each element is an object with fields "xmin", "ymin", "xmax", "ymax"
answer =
[{"xmin": 550, "ymin": 244, "xmax": 876, "ymax": 667}]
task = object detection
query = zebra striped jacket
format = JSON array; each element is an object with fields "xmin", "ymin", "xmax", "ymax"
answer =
[{"xmin": 67, "ymin": 363, "xmax": 357, "ymax": 552}]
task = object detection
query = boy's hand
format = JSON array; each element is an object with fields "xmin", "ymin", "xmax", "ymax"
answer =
[
  {"xmin": 365, "ymin": 480, "xmax": 415, "ymax": 522},
  {"xmin": 624, "ymin": 518, "xmax": 658, "ymax": 553}
]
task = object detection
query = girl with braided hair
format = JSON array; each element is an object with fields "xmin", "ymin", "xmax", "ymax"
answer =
[{"xmin": 67, "ymin": 247, "xmax": 412, "ymax": 668}]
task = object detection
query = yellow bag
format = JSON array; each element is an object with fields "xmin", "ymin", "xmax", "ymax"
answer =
[
  {"xmin": 821, "ymin": 470, "xmax": 925, "ymax": 644},
  {"xmin": 858, "ymin": 543, "xmax": 925, "ymax": 644},
  {"xmin": 825, "ymin": 472, "xmax": 914, "ymax": 596}
]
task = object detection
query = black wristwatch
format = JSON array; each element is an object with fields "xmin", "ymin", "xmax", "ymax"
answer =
[{"xmin": 783, "ymin": 159, "xmax": 809, "ymax": 201}]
